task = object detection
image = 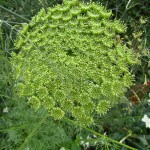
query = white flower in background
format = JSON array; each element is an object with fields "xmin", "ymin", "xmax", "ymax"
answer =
[
  {"xmin": 147, "ymin": 93, "xmax": 150, "ymax": 105},
  {"xmin": 87, "ymin": 135, "xmax": 91, "ymax": 140},
  {"xmin": 94, "ymin": 141, "xmax": 97, "ymax": 145},
  {"xmin": 60, "ymin": 147, "xmax": 65, "ymax": 150},
  {"xmin": 142, "ymin": 115, "xmax": 150, "ymax": 128},
  {"xmin": 3, "ymin": 107, "xmax": 9, "ymax": 113},
  {"xmin": 80, "ymin": 141, "xmax": 85, "ymax": 145},
  {"xmin": 85, "ymin": 142, "xmax": 90, "ymax": 148},
  {"xmin": 148, "ymin": 99, "xmax": 150, "ymax": 106},
  {"xmin": 93, "ymin": 134, "xmax": 97, "ymax": 138}
]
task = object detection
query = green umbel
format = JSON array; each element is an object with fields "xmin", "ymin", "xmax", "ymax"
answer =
[{"xmin": 12, "ymin": 0, "xmax": 138, "ymax": 125}]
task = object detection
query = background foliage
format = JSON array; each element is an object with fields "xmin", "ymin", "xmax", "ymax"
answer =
[{"xmin": 0, "ymin": 0, "xmax": 150, "ymax": 150}]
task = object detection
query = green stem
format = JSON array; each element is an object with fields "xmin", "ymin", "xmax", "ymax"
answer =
[
  {"xmin": 0, "ymin": 124, "xmax": 27, "ymax": 133},
  {"xmin": 1, "ymin": 20, "xmax": 42, "ymax": 55},
  {"xmin": 17, "ymin": 114, "xmax": 48, "ymax": 150},
  {"xmin": 126, "ymin": 0, "xmax": 132, "ymax": 10},
  {"xmin": 0, "ymin": 5, "xmax": 29, "ymax": 22},
  {"xmin": 0, "ymin": 94, "xmax": 11, "ymax": 99},
  {"xmin": 64, "ymin": 117, "xmax": 137, "ymax": 150},
  {"xmin": 120, "ymin": 133, "xmax": 132, "ymax": 143}
]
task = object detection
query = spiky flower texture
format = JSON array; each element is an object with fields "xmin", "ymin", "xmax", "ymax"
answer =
[{"xmin": 12, "ymin": 0, "xmax": 138, "ymax": 125}]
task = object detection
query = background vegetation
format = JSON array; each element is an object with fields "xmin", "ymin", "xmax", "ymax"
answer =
[{"xmin": 0, "ymin": 0, "xmax": 150, "ymax": 150}]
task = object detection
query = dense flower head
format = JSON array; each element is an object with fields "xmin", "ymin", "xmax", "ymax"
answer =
[{"xmin": 11, "ymin": 0, "xmax": 138, "ymax": 125}]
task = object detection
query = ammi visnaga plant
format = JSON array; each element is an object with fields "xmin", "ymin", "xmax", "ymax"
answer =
[{"xmin": 11, "ymin": 0, "xmax": 138, "ymax": 125}]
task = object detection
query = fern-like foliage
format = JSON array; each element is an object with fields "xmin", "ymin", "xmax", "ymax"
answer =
[{"xmin": 11, "ymin": 0, "xmax": 138, "ymax": 125}]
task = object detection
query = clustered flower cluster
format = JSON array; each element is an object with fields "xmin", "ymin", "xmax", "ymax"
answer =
[{"xmin": 11, "ymin": 0, "xmax": 138, "ymax": 125}]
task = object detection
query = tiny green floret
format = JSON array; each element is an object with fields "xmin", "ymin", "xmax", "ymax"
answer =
[
  {"xmin": 12, "ymin": 0, "xmax": 138, "ymax": 125},
  {"xmin": 96, "ymin": 100, "xmax": 111, "ymax": 115}
]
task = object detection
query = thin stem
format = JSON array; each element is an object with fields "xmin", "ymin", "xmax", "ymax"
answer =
[
  {"xmin": 1, "ymin": 20, "xmax": 42, "ymax": 54},
  {"xmin": 130, "ymin": 89, "xmax": 141, "ymax": 102},
  {"xmin": 120, "ymin": 133, "xmax": 132, "ymax": 143},
  {"xmin": 17, "ymin": 113, "xmax": 48, "ymax": 150},
  {"xmin": 0, "ymin": 5, "xmax": 29, "ymax": 22},
  {"xmin": 126, "ymin": 0, "xmax": 132, "ymax": 10},
  {"xmin": 64, "ymin": 117, "xmax": 137, "ymax": 150},
  {"xmin": 0, "ymin": 94, "xmax": 11, "ymax": 99},
  {"xmin": 0, "ymin": 124, "xmax": 27, "ymax": 133}
]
